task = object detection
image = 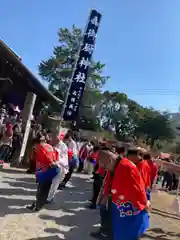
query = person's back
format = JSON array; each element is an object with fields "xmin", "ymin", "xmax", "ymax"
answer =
[
  {"xmin": 36, "ymin": 142, "xmax": 55, "ymax": 170},
  {"xmin": 137, "ymin": 160, "xmax": 151, "ymax": 190},
  {"xmin": 27, "ymin": 137, "xmax": 59, "ymax": 212},
  {"xmin": 68, "ymin": 138, "xmax": 78, "ymax": 156},
  {"xmin": 112, "ymin": 157, "xmax": 147, "ymax": 210},
  {"xmin": 79, "ymin": 143, "xmax": 89, "ymax": 160},
  {"xmin": 144, "ymin": 154, "xmax": 158, "ymax": 186},
  {"xmin": 56, "ymin": 140, "xmax": 68, "ymax": 174},
  {"xmin": 111, "ymin": 155, "xmax": 149, "ymax": 240}
]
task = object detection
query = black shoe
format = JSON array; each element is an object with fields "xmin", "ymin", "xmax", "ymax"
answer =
[
  {"xmin": 26, "ymin": 169, "xmax": 34, "ymax": 174},
  {"xmin": 88, "ymin": 204, "xmax": 96, "ymax": 209},
  {"xmin": 26, "ymin": 202, "xmax": 36, "ymax": 211},
  {"xmin": 58, "ymin": 183, "xmax": 66, "ymax": 190},
  {"xmin": 34, "ymin": 207, "xmax": 41, "ymax": 212},
  {"xmin": 46, "ymin": 199, "xmax": 54, "ymax": 204},
  {"xmin": 26, "ymin": 201, "xmax": 42, "ymax": 211},
  {"xmin": 90, "ymin": 230, "xmax": 108, "ymax": 239},
  {"xmin": 90, "ymin": 229, "xmax": 101, "ymax": 237}
]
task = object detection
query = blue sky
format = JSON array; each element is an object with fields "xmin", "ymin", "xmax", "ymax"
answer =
[{"xmin": 1, "ymin": 0, "xmax": 180, "ymax": 112}]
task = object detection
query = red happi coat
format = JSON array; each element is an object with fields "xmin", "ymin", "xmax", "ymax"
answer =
[
  {"xmin": 111, "ymin": 158, "xmax": 147, "ymax": 213},
  {"xmin": 147, "ymin": 160, "xmax": 158, "ymax": 185},
  {"xmin": 137, "ymin": 160, "xmax": 151, "ymax": 190}
]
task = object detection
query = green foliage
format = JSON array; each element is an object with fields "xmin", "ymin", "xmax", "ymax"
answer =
[
  {"xmin": 39, "ymin": 25, "xmax": 109, "ymax": 114},
  {"xmin": 136, "ymin": 113, "xmax": 174, "ymax": 147},
  {"xmin": 38, "ymin": 25, "xmax": 175, "ymax": 146}
]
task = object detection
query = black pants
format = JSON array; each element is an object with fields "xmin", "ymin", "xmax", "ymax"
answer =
[
  {"xmin": 172, "ymin": 174, "xmax": 178, "ymax": 190},
  {"xmin": 77, "ymin": 160, "xmax": 84, "ymax": 172},
  {"xmin": 91, "ymin": 174, "xmax": 103, "ymax": 207},
  {"xmin": 35, "ymin": 180, "xmax": 52, "ymax": 210},
  {"xmin": 162, "ymin": 172, "xmax": 173, "ymax": 190},
  {"xmin": 27, "ymin": 159, "xmax": 36, "ymax": 173},
  {"xmin": 0, "ymin": 145, "xmax": 11, "ymax": 162},
  {"xmin": 61, "ymin": 166, "xmax": 74, "ymax": 186},
  {"xmin": 100, "ymin": 205, "xmax": 112, "ymax": 235},
  {"xmin": 100, "ymin": 198, "xmax": 113, "ymax": 239}
]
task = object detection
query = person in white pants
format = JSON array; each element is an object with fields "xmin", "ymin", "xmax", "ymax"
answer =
[{"xmin": 47, "ymin": 133, "xmax": 68, "ymax": 203}]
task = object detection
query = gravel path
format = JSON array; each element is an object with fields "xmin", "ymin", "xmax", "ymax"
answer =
[{"xmin": 0, "ymin": 167, "xmax": 179, "ymax": 239}]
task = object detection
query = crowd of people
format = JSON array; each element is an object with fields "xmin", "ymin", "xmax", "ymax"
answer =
[
  {"xmin": 24, "ymin": 129, "xmax": 160, "ymax": 240},
  {"xmin": 1, "ymin": 102, "xmax": 178, "ymax": 239},
  {"xmin": 0, "ymin": 102, "xmax": 179, "ymax": 240},
  {"xmin": 0, "ymin": 103, "xmax": 23, "ymax": 163}
]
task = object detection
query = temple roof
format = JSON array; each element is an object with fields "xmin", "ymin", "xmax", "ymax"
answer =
[{"xmin": 0, "ymin": 40, "xmax": 63, "ymax": 105}]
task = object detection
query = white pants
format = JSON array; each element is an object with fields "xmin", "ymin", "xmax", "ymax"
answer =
[
  {"xmin": 47, "ymin": 168, "xmax": 66, "ymax": 201},
  {"xmin": 84, "ymin": 160, "xmax": 94, "ymax": 175},
  {"xmin": 47, "ymin": 172, "xmax": 61, "ymax": 202}
]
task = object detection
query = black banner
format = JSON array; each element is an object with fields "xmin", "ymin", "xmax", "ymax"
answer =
[{"xmin": 63, "ymin": 9, "xmax": 102, "ymax": 121}]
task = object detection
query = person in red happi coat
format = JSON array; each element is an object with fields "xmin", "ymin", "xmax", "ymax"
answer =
[
  {"xmin": 144, "ymin": 153, "xmax": 158, "ymax": 187},
  {"xmin": 135, "ymin": 153, "xmax": 151, "ymax": 200}
]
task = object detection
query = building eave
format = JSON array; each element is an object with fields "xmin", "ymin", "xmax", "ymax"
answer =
[{"xmin": 0, "ymin": 39, "xmax": 63, "ymax": 105}]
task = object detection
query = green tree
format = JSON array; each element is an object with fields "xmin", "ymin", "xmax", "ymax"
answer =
[
  {"xmin": 115, "ymin": 114, "xmax": 137, "ymax": 141},
  {"xmin": 99, "ymin": 91, "xmax": 136, "ymax": 140},
  {"xmin": 99, "ymin": 91, "xmax": 174, "ymax": 144},
  {"xmin": 38, "ymin": 25, "xmax": 109, "ymax": 123},
  {"xmin": 136, "ymin": 112, "xmax": 175, "ymax": 147},
  {"xmin": 100, "ymin": 91, "xmax": 128, "ymax": 130}
]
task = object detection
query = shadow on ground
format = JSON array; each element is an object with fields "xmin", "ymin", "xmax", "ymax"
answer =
[
  {"xmin": 142, "ymin": 227, "xmax": 180, "ymax": 239},
  {"xmin": 0, "ymin": 168, "xmax": 99, "ymax": 239},
  {"xmin": 28, "ymin": 236, "xmax": 61, "ymax": 240},
  {"xmin": 38, "ymin": 175, "xmax": 99, "ymax": 240},
  {"xmin": 0, "ymin": 168, "xmax": 26, "ymax": 174},
  {"xmin": 152, "ymin": 208, "xmax": 180, "ymax": 221},
  {"xmin": 3, "ymin": 169, "xmax": 179, "ymax": 240},
  {"xmin": 0, "ymin": 169, "xmax": 37, "ymax": 216}
]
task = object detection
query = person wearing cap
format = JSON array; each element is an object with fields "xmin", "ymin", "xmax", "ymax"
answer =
[{"xmin": 47, "ymin": 133, "xmax": 68, "ymax": 203}]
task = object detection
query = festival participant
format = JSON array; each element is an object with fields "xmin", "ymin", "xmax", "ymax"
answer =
[
  {"xmin": 112, "ymin": 149, "xmax": 150, "ymax": 239},
  {"xmin": 10, "ymin": 124, "xmax": 22, "ymax": 163},
  {"xmin": 77, "ymin": 140, "xmax": 91, "ymax": 173},
  {"xmin": 132, "ymin": 152, "xmax": 151, "ymax": 200},
  {"xmin": 89, "ymin": 145, "xmax": 106, "ymax": 209},
  {"xmin": 144, "ymin": 153, "xmax": 158, "ymax": 187},
  {"xmin": 47, "ymin": 133, "xmax": 69, "ymax": 203},
  {"xmin": 58, "ymin": 132, "xmax": 78, "ymax": 189},
  {"xmin": 83, "ymin": 141, "xmax": 94, "ymax": 173},
  {"xmin": 90, "ymin": 146, "xmax": 126, "ymax": 239},
  {"xmin": 88, "ymin": 145, "xmax": 100, "ymax": 175},
  {"xmin": 55, "ymin": 133, "xmax": 69, "ymax": 179},
  {"xmin": 0, "ymin": 123, "xmax": 13, "ymax": 162},
  {"xmin": 26, "ymin": 124, "xmax": 42, "ymax": 174},
  {"xmin": 67, "ymin": 133, "xmax": 79, "ymax": 168},
  {"xmin": 58, "ymin": 149, "xmax": 74, "ymax": 189},
  {"xmin": 27, "ymin": 132, "xmax": 60, "ymax": 211},
  {"xmin": 95, "ymin": 149, "xmax": 150, "ymax": 240}
]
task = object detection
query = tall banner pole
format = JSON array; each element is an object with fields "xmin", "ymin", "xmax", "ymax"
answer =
[{"xmin": 60, "ymin": 9, "xmax": 102, "ymax": 127}]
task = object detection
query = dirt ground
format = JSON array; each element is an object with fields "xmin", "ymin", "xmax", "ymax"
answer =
[{"xmin": 0, "ymin": 168, "xmax": 179, "ymax": 240}]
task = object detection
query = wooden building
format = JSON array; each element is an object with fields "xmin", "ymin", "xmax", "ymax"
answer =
[{"xmin": 0, "ymin": 40, "xmax": 63, "ymax": 110}]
